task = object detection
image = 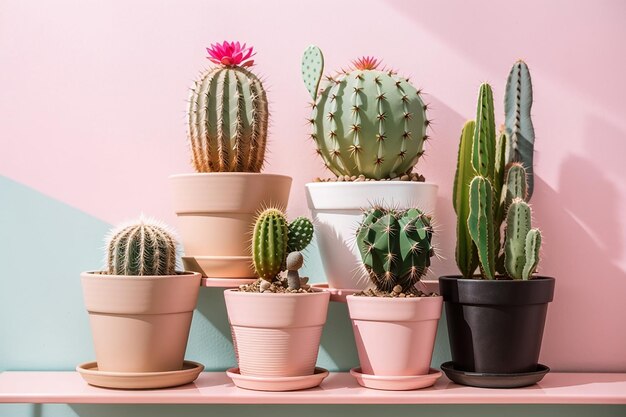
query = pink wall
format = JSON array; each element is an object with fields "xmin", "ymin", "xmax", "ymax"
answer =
[{"xmin": 1, "ymin": 0, "xmax": 625, "ymax": 371}]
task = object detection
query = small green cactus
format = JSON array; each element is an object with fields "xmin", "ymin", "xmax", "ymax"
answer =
[
  {"xmin": 287, "ymin": 217, "xmax": 314, "ymax": 252},
  {"xmin": 106, "ymin": 218, "xmax": 178, "ymax": 276},
  {"xmin": 356, "ymin": 206, "xmax": 434, "ymax": 293},
  {"xmin": 252, "ymin": 209, "xmax": 314, "ymax": 283},
  {"xmin": 453, "ymin": 61, "xmax": 541, "ymax": 280},
  {"xmin": 301, "ymin": 46, "xmax": 430, "ymax": 180}
]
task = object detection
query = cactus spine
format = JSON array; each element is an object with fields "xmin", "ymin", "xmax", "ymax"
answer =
[
  {"xmin": 504, "ymin": 60, "xmax": 535, "ymax": 198},
  {"xmin": 356, "ymin": 207, "xmax": 434, "ymax": 293},
  {"xmin": 302, "ymin": 46, "xmax": 429, "ymax": 180},
  {"xmin": 106, "ymin": 218, "xmax": 178, "ymax": 276},
  {"xmin": 188, "ymin": 43, "xmax": 268, "ymax": 173},
  {"xmin": 453, "ymin": 61, "xmax": 541, "ymax": 280}
]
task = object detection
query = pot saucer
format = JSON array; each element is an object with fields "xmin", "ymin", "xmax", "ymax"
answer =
[
  {"xmin": 226, "ymin": 367, "xmax": 329, "ymax": 391},
  {"xmin": 349, "ymin": 367, "xmax": 442, "ymax": 390},
  {"xmin": 441, "ymin": 361, "xmax": 550, "ymax": 388},
  {"xmin": 76, "ymin": 360, "xmax": 204, "ymax": 389},
  {"xmin": 310, "ymin": 283, "xmax": 361, "ymax": 303}
]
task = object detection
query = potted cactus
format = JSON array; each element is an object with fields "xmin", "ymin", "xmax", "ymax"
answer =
[
  {"xmin": 346, "ymin": 206, "xmax": 442, "ymax": 390},
  {"xmin": 79, "ymin": 217, "xmax": 203, "ymax": 389},
  {"xmin": 301, "ymin": 46, "xmax": 438, "ymax": 292},
  {"xmin": 223, "ymin": 208, "xmax": 330, "ymax": 391},
  {"xmin": 439, "ymin": 61, "xmax": 555, "ymax": 388},
  {"xmin": 170, "ymin": 41, "xmax": 292, "ymax": 280}
]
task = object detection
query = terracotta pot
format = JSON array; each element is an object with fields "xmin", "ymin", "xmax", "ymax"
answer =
[
  {"xmin": 305, "ymin": 181, "xmax": 438, "ymax": 290},
  {"xmin": 170, "ymin": 173, "xmax": 292, "ymax": 278},
  {"xmin": 347, "ymin": 295, "xmax": 442, "ymax": 376},
  {"xmin": 81, "ymin": 271, "xmax": 201, "ymax": 372},
  {"xmin": 224, "ymin": 289, "xmax": 330, "ymax": 377},
  {"xmin": 439, "ymin": 275, "xmax": 555, "ymax": 374}
]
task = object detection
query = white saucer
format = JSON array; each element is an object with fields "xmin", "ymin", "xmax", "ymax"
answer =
[
  {"xmin": 350, "ymin": 367, "xmax": 442, "ymax": 390},
  {"xmin": 76, "ymin": 360, "xmax": 204, "ymax": 389}
]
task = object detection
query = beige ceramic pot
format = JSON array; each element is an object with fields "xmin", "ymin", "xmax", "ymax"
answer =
[
  {"xmin": 81, "ymin": 271, "xmax": 201, "ymax": 372},
  {"xmin": 170, "ymin": 173, "xmax": 292, "ymax": 278},
  {"xmin": 224, "ymin": 289, "xmax": 330, "ymax": 377},
  {"xmin": 347, "ymin": 295, "xmax": 442, "ymax": 376}
]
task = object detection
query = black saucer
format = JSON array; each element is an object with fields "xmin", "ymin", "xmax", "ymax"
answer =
[{"xmin": 441, "ymin": 362, "xmax": 550, "ymax": 388}]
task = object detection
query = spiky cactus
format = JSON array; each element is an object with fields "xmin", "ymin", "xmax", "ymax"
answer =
[
  {"xmin": 187, "ymin": 41, "xmax": 268, "ymax": 173},
  {"xmin": 356, "ymin": 207, "xmax": 434, "ymax": 293},
  {"xmin": 453, "ymin": 60, "xmax": 541, "ymax": 280},
  {"xmin": 106, "ymin": 218, "xmax": 178, "ymax": 276},
  {"xmin": 301, "ymin": 46, "xmax": 429, "ymax": 180},
  {"xmin": 252, "ymin": 209, "xmax": 315, "ymax": 282},
  {"xmin": 287, "ymin": 217, "xmax": 314, "ymax": 252},
  {"xmin": 504, "ymin": 60, "xmax": 535, "ymax": 199}
]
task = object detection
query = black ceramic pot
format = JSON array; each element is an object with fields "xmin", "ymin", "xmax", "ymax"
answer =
[{"xmin": 439, "ymin": 276, "xmax": 555, "ymax": 374}]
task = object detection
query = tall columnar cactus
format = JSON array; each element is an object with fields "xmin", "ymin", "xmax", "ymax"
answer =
[
  {"xmin": 301, "ymin": 46, "xmax": 430, "ymax": 180},
  {"xmin": 252, "ymin": 209, "xmax": 288, "ymax": 282},
  {"xmin": 453, "ymin": 61, "xmax": 541, "ymax": 280},
  {"xmin": 356, "ymin": 207, "xmax": 434, "ymax": 293},
  {"xmin": 187, "ymin": 41, "xmax": 268, "ymax": 173},
  {"xmin": 504, "ymin": 60, "xmax": 535, "ymax": 198},
  {"xmin": 252, "ymin": 209, "xmax": 315, "ymax": 282},
  {"xmin": 106, "ymin": 218, "xmax": 178, "ymax": 276}
]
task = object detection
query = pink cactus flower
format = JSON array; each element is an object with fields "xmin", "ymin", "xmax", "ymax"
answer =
[
  {"xmin": 351, "ymin": 56, "xmax": 381, "ymax": 71},
  {"xmin": 206, "ymin": 41, "xmax": 256, "ymax": 67}
]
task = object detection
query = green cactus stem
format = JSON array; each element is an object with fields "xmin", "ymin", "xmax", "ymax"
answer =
[
  {"xmin": 356, "ymin": 206, "xmax": 434, "ymax": 293},
  {"xmin": 453, "ymin": 120, "xmax": 479, "ymax": 279},
  {"xmin": 287, "ymin": 217, "xmax": 314, "ymax": 252},
  {"xmin": 505, "ymin": 60, "xmax": 535, "ymax": 199},
  {"xmin": 252, "ymin": 208, "xmax": 288, "ymax": 282},
  {"xmin": 188, "ymin": 64, "xmax": 268, "ymax": 173},
  {"xmin": 522, "ymin": 228, "xmax": 541, "ymax": 280},
  {"xmin": 472, "ymin": 83, "xmax": 496, "ymax": 181},
  {"xmin": 468, "ymin": 176, "xmax": 496, "ymax": 280},
  {"xmin": 504, "ymin": 198, "xmax": 532, "ymax": 280},
  {"xmin": 106, "ymin": 218, "xmax": 178, "ymax": 276},
  {"xmin": 301, "ymin": 45, "xmax": 324, "ymax": 100}
]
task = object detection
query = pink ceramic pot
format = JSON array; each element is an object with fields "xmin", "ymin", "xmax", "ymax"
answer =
[
  {"xmin": 169, "ymin": 173, "xmax": 291, "ymax": 279},
  {"xmin": 81, "ymin": 271, "xmax": 201, "ymax": 372},
  {"xmin": 347, "ymin": 295, "xmax": 442, "ymax": 376},
  {"xmin": 224, "ymin": 289, "xmax": 330, "ymax": 377}
]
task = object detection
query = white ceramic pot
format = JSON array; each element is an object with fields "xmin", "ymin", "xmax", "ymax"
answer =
[{"xmin": 305, "ymin": 181, "xmax": 438, "ymax": 290}]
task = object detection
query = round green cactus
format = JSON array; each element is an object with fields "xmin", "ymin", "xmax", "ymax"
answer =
[
  {"xmin": 106, "ymin": 218, "xmax": 178, "ymax": 276},
  {"xmin": 252, "ymin": 208, "xmax": 288, "ymax": 282},
  {"xmin": 287, "ymin": 216, "xmax": 314, "ymax": 252},
  {"xmin": 302, "ymin": 48, "xmax": 429, "ymax": 180},
  {"xmin": 356, "ymin": 207, "xmax": 434, "ymax": 293}
]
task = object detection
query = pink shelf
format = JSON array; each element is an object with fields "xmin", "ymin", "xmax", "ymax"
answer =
[{"xmin": 1, "ymin": 371, "xmax": 625, "ymax": 404}]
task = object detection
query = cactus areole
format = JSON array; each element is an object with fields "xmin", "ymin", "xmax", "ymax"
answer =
[
  {"xmin": 302, "ymin": 46, "xmax": 430, "ymax": 180},
  {"xmin": 187, "ymin": 41, "xmax": 269, "ymax": 173}
]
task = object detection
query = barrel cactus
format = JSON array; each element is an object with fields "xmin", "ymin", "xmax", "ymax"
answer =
[
  {"xmin": 453, "ymin": 60, "xmax": 541, "ymax": 280},
  {"xmin": 252, "ymin": 209, "xmax": 315, "ymax": 282},
  {"xmin": 187, "ymin": 41, "xmax": 268, "ymax": 173},
  {"xmin": 106, "ymin": 218, "xmax": 179, "ymax": 276},
  {"xmin": 356, "ymin": 206, "xmax": 435, "ymax": 293},
  {"xmin": 301, "ymin": 46, "xmax": 430, "ymax": 180}
]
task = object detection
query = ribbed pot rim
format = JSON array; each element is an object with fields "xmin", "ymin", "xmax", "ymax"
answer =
[{"xmin": 81, "ymin": 271, "xmax": 200, "ymax": 280}]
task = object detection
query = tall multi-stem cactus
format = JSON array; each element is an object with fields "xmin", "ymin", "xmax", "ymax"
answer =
[
  {"xmin": 453, "ymin": 60, "xmax": 541, "ymax": 280},
  {"xmin": 251, "ymin": 209, "xmax": 315, "ymax": 283},
  {"xmin": 187, "ymin": 41, "xmax": 268, "ymax": 173},
  {"xmin": 356, "ymin": 206, "xmax": 435, "ymax": 293},
  {"xmin": 301, "ymin": 46, "xmax": 430, "ymax": 180},
  {"xmin": 106, "ymin": 218, "xmax": 178, "ymax": 276}
]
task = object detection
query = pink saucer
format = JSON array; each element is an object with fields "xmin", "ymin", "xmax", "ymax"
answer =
[
  {"xmin": 310, "ymin": 283, "xmax": 361, "ymax": 303},
  {"xmin": 226, "ymin": 367, "xmax": 329, "ymax": 391},
  {"xmin": 350, "ymin": 367, "xmax": 442, "ymax": 391}
]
